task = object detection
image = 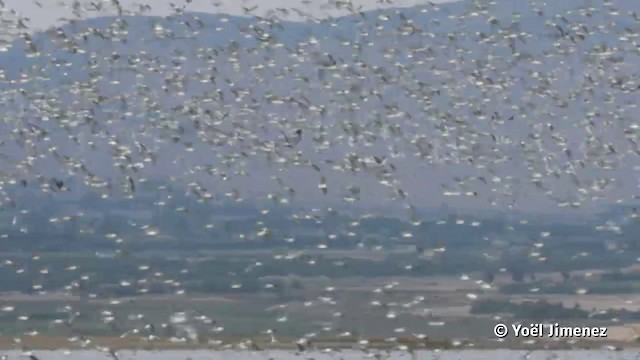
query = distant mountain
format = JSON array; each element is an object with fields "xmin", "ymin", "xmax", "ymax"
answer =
[
  {"xmin": 0, "ymin": 0, "xmax": 639, "ymax": 215},
  {"xmin": 3, "ymin": 1, "xmax": 637, "ymax": 78}
]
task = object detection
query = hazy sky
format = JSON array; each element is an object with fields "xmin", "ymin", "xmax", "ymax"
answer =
[{"xmin": 4, "ymin": 0, "xmax": 458, "ymax": 31}]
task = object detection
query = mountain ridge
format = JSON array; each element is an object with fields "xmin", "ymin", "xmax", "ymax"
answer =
[{"xmin": 0, "ymin": 0, "xmax": 638, "ymax": 214}]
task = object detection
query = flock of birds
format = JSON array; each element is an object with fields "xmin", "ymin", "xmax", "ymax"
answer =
[{"xmin": 0, "ymin": 0, "xmax": 638, "ymax": 358}]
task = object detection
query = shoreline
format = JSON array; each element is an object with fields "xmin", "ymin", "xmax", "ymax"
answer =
[{"xmin": 0, "ymin": 336, "xmax": 637, "ymax": 351}]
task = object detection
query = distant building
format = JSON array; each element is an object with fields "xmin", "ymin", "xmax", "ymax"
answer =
[
  {"xmin": 396, "ymin": 244, "xmax": 417, "ymax": 252},
  {"xmin": 95, "ymin": 251, "xmax": 116, "ymax": 258},
  {"xmin": 604, "ymin": 239, "xmax": 619, "ymax": 251}
]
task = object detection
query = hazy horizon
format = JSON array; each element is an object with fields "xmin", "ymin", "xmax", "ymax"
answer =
[{"xmin": 3, "ymin": 0, "xmax": 460, "ymax": 32}]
